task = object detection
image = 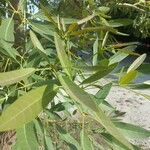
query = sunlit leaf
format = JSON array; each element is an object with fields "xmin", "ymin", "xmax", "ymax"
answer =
[
  {"xmin": 119, "ymin": 70, "xmax": 138, "ymax": 86},
  {"xmin": 0, "ymin": 18, "xmax": 14, "ymax": 42},
  {"xmin": 30, "ymin": 30, "xmax": 47, "ymax": 55},
  {"xmin": 114, "ymin": 122, "xmax": 150, "ymax": 139},
  {"xmin": 143, "ymin": 80, "xmax": 150, "ymax": 85},
  {"xmin": 127, "ymin": 53, "xmax": 146, "ymax": 73},
  {"xmin": 109, "ymin": 52, "xmax": 128, "ymax": 65},
  {"xmin": 77, "ymin": 13, "xmax": 95, "ymax": 25},
  {"xmin": 59, "ymin": 75, "xmax": 134, "ymax": 150},
  {"xmin": 98, "ymin": 6, "xmax": 110, "ymax": 14},
  {"xmin": 0, "ymin": 68, "xmax": 35, "ymax": 86},
  {"xmin": 0, "ymin": 84, "xmax": 58, "ymax": 131}
]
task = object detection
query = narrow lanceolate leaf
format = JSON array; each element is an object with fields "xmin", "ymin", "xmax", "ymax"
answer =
[
  {"xmin": 30, "ymin": 30, "xmax": 47, "ymax": 55},
  {"xmin": 95, "ymin": 83, "xmax": 112, "ymax": 104},
  {"xmin": 114, "ymin": 122, "xmax": 150, "ymax": 139},
  {"xmin": 14, "ymin": 122, "xmax": 39, "ymax": 150},
  {"xmin": 58, "ymin": 75, "xmax": 134, "ymax": 150},
  {"xmin": 127, "ymin": 53, "xmax": 146, "ymax": 73},
  {"xmin": 80, "ymin": 129, "xmax": 94, "ymax": 150},
  {"xmin": 77, "ymin": 13, "xmax": 95, "ymax": 25},
  {"xmin": 93, "ymin": 37, "xmax": 99, "ymax": 66},
  {"xmin": 35, "ymin": 119, "xmax": 54, "ymax": 150},
  {"xmin": 102, "ymin": 133, "xmax": 140, "ymax": 150},
  {"xmin": 119, "ymin": 70, "xmax": 138, "ymax": 86},
  {"xmin": 0, "ymin": 68, "xmax": 35, "ymax": 86},
  {"xmin": 54, "ymin": 32, "xmax": 72, "ymax": 77},
  {"xmin": 109, "ymin": 52, "xmax": 128, "ymax": 65},
  {"xmin": 82, "ymin": 64, "xmax": 117, "ymax": 84},
  {"xmin": 57, "ymin": 126, "xmax": 81, "ymax": 150},
  {"xmin": 0, "ymin": 18, "xmax": 14, "ymax": 42},
  {"xmin": 143, "ymin": 80, "xmax": 150, "ymax": 85},
  {"xmin": 0, "ymin": 84, "xmax": 57, "ymax": 131}
]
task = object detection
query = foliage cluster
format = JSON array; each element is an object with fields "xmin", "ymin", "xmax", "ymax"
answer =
[{"xmin": 0, "ymin": 0, "xmax": 150, "ymax": 149}]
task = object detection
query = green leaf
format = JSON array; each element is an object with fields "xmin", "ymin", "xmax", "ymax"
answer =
[
  {"xmin": 0, "ymin": 84, "xmax": 57, "ymax": 131},
  {"xmin": 102, "ymin": 133, "xmax": 127, "ymax": 150},
  {"xmin": 44, "ymin": 130, "xmax": 54, "ymax": 150},
  {"xmin": 98, "ymin": 6, "xmax": 110, "ymax": 14},
  {"xmin": 33, "ymin": 10, "xmax": 78, "ymax": 24},
  {"xmin": 14, "ymin": 121, "xmax": 39, "ymax": 150},
  {"xmin": 119, "ymin": 70, "xmax": 138, "ymax": 86},
  {"xmin": 82, "ymin": 64, "xmax": 117, "ymax": 84},
  {"xmin": 80, "ymin": 129, "xmax": 94, "ymax": 150},
  {"xmin": 66, "ymin": 23, "xmax": 78, "ymax": 35},
  {"xmin": 77, "ymin": 13, "xmax": 95, "ymax": 25},
  {"xmin": 95, "ymin": 83, "xmax": 112, "ymax": 104},
  {"xmin": 54, "ymin": 32, "xmax": 72, "ymax": 77},
  {"xmin": 34, "ymin": 119, "xmax": 54, "ymax": 150},
  {"xmin": 0, "ymin": 18, "xmax": 14, "ymax": 42},
  {"xmin": 127, "ymin": 53, "xmax": 146, "ymax": 73},
  {"xmin": 30, "ymin": 30, "xmax": 51, "ymax": 62},
  {"xmin": 93, "ymin": 37, "xmax": 99, "ymax": 66},
  {"xmin": 108, "ymin": 19, "xmax": 133, "ymax": 27},
  {"xmin": 57, "ymin": 125, "xmax": 81, "ymax": 150},
  {"xmin": 114, "ymin": 122, "xmax": 150, "ymax": 139},
  {"xmin": 137, "ymin": 63, "xmax": 150, "ymax": 74},
  {"xmin": 0, "ymin": 68, "xmax": 35, "ymax": 86},
  {"xmin": 109, "ymin": 52, "xmax": 129, "ymax": 65},
  {"xmin": 76, "ymin": 59, "xmax": 109, "ymax": 72},
  {"xmin": 102, "ymin": 133, "xmax": 140, "ymax": 150},
  {"xmin": 70, "ymin": 26, "xmax": 117, "ymax": 36},
  {"xmin": 30, "ymin": 21, "xmax": 54, "ymax": 36},
  {"xmin": 30, "ymin": 30, "xmax": 47, "ymax": 55},
  {"xmin": 0, "ymin": 40, "xmax": 19, "ymax": 60},
  {"xmin": 58, "ymin": 75, "xmax": 134, "ymax": 150}
]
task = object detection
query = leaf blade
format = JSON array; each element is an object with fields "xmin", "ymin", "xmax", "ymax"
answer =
[
  {"xmin": 14, "ymin": 121, "xmax": 39, "ymax": 150},
  {"xmin": 54, "ymin": 32, "xmax": 72, "ymax": 77},
  {"xmin": 0, "ymin": 84, "xmax": 57, "ymax": 131},
  {"xmin": 58, "ymin": 75, "xmax": 134, "ymax": 150},
  {"xmin": 127, "ymin": 54, "xmax": 146, "ymax": 73},
  {"xmin": 0, "ymin": 68, "xmax": 35, "ymax": 86}
]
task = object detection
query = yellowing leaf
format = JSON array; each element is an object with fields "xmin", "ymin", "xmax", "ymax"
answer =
[
  {"xmin": 127, "ymin": 53, "xmax": 146, "ymax": 73},
  {"xmin": 0, "ymin": 84, "xmax": 57, "ymax": 131},
  {"xmin": 0, "ymin": 68, "xmax": 35, "ymax": 86},
  {"xmin": 119, "ymin": 70, "xmax": 138, "ymax": 86},
  {"xmin": 58, "ymin": 75, "xmax": 133, "ymax": 150}
]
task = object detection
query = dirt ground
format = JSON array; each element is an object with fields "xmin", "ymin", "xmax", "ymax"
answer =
[{"xmin": 106, "ymin": 86, "xmax": 150, "ymax": 150}]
